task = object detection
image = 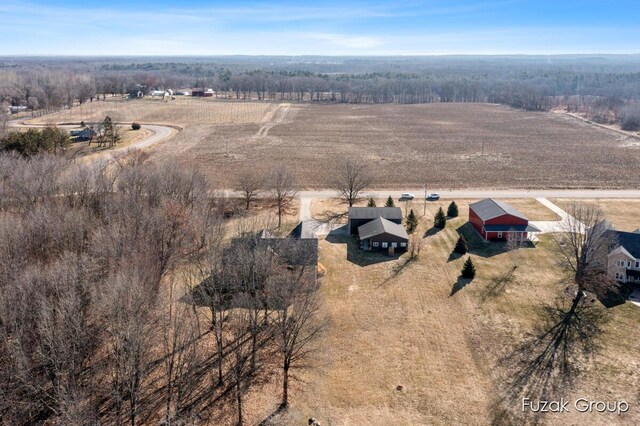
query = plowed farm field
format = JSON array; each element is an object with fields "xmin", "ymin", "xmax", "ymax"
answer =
[{"xmin": 150, "ymin": 102, "xmax": 640, "ymax": 189}]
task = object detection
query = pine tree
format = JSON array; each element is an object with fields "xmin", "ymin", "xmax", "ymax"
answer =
[
  {"xmin": 385, "ymin": 196, "xmax": 395, "ymax": 207},
  {"xmin": 461, "ymin": 257, "xmax": 476, "ymax": 279},
  {"xmin": 454, "ymin": 235, "xmax": 468, "ymax": 254},
  {"xmin": 367, "ymin": 197, "xmax": 376, "ymax": 207},
  {"xmin": 434, "ymin": 207, "xmax": 446, "ymax": 229},
  {"xmin": 447, "ymin": 201, "xmax": 459, "ymax": 218},
  {"xmin": 406, "ymin": 209, "xmax": 419, "ymax": 233}
]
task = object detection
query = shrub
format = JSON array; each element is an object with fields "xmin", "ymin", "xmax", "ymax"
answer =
[
  {"xmin": 405, "ymin": 209, "xmax": 418, "ymax": 233},
  {"xmin": 454, "ymin": 235, "xmax": 468, "ymax": 254},
  {"xmin": 367, "ymin": 197, "xmax": 376, "ymax": 207},
  {"xmin": 461, "ymin": 257, "xmax": 476, "ymax": 279},
  {"xmin": 434, "ymin": 207, "xmax": 446, "ymax": 229},
  {"xmin": 131, "ymin": 122, "xmax": 141, "ymax": 130},
  {"xmin": 385, "ymin": 196, "xmax": 395, "ymax": 207},
  {"xmin": 447, "ymin": 201, "xmax": 458, "ymax": 218}
]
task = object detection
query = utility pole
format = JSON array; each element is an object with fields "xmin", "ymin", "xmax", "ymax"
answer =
[{"xmin": 423, "ymin": 185, "xmax": 427, "ymax": 216}]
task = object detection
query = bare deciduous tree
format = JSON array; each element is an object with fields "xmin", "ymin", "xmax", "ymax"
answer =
[
  {"xmin": 270, "ymin": 272, "xmax": 324, "ymax": 409},
  {"xmin": 332, "ymin": 158, "xmax": 374, "ymax": 207},
  {"xmin": 270, "ymin": 168, "xmax": 297, "ymax": 228},
  {"xmin": 236, "ymin": 171, "xmax": 263, "ymax": 210},
  {"xmin": 553, "ymin": 203, "xmax": 616, "ymax": 309}
]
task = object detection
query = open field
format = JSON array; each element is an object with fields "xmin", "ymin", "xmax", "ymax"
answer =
[
  {"xmin": 26, "ymin": 96, "xmax": 272, "ymax": 126},
  {"xmin": 552, "ymin": 198, "xmax": 640, "ymax": 232},
  {"xmin": 311, "ymin": 197, "xmax": 559, "ymax": 222},
  {"xmin": 277, "ymin": 200, "xmax": 640, "ymax": 425},
  {"xmin": 141, "ymin": 102, "xmax": 640, "ymax": 190},
  {"xmin": 66, "ymin": 126, "xmax": 153, "ymax": 159}
]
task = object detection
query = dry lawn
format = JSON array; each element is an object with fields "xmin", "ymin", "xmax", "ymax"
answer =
[
  {"xmin": 552, "ymin": 198, "xmax": 640, "ymax": 232},
  {"xmin": 275, "ymin": 200, "xmax": 640, "ymax": 425},
  {"xmin": 311, "ymin": 197, "xmax": 558, "ymax": 222},
  {"xmin": 148, "ymin": 102, "xmax": 640, "ymax": 189}
]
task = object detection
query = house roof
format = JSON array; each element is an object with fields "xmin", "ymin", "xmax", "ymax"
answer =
[
  {"xmin": 348, "ymin": 207, "xmax": 403, "ymax": 221},
  {"xmin": 358, "ymin": 217, "xmax": 409, "ymax": 240},
  {"xmin": 608, "ymin": 230, "xmax": 640, "ymax": 259},
  {"xmin": 469, "ymin": 198, "xmax": 528, "ymax": 222},
  {"xmin": 484, "ymin": 224, "xmax": 541, "ymax": 233},
  {"xmin": 228, "ymin": 236, "xmax": 318, "ymax": 267},
  {"xmin": 289, "ymin": 221, "xmax": 317, "ymax": 239}
]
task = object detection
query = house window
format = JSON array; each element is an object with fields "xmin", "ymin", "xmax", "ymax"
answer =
[
  {"xmin": 636, "ymin": 260, "xmax": 640, "ymax": 268},
  {"xmin": 372, "ymin": 242, "xmax": 379, "ymax": 247},
  {"xmin": 615, "ymin": 272, "xmax": 622, "ymax": 280},
  {"xmin": 382, "ymin": 242, "xmax": 388, "ymax": 248},
  {"xmin": 497, "ymin": 232, "xmax": 503, "ymax": 238},
  {"xmin": 617, "ymin": 260, "xmax": 624, "ymax": 267},
  {"xmin": 391, "ymin": 242, "xmax": 398, "ymax": 248},
  {"xmin": 400, "ymin": 242, "xmax": 407, "ymax": 247},
  {"xmin": 628, "ymin": 261, "xmax": 632, "ymax": 267}
]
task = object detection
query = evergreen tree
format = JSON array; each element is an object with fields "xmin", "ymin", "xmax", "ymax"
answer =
[
  {"xmin": 367, "ymin": 197, "xmax": 376, "ymax": 207},
  {"xmin": 406, "ymin": 209, "xmax": 419, "ymax": 233},
  {"xmin": 461, "ymin": 257, "xmax": 476, "ymax": 279},
  {"xmin": 434, "ymin": 207, "xmax": 446, "ymax": 229},
  {"xmin": 454, "ymin": 235, "xmax": 468, "ymax": 254},
  {"xmin": 385, "ymin": 196, "xmax": 395, "ymax": 207},
  {"xmin": 447, "ymin": 201, "xmax": 459, "ymax": 218}
]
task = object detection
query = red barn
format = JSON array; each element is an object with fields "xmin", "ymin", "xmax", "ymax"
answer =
[{"xmin": 468, "ymin": 198, "xmax": 541, "ymax": 241}]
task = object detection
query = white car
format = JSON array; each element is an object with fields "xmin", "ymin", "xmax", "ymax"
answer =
[
  {"xmin": 399, "ymin": 192, "xmax": 415, "ymax": 200},
  {"xmin": 426, "ymin": 193, "xmax": 440, "ymax": 200}
]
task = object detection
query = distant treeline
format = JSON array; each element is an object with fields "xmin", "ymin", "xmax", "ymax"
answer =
[{"xmin": 1, "ymin": 56, "xmax": 640, "ymax": 113}]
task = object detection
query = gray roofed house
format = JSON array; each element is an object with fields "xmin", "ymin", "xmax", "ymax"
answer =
[
  {"xmin": 358, "ymin": 217, "xmax": 409, "ymax": 240},
  {"xmin": 357, "ymin": 217, "xmax": 409, "ymax": 252},
  {"xmin": 606, "ymin": 229, "xmax": 640, "ymax": 285},
  {"xmin": 348, "ymin": 207, "xmax": 403, "ymax": 235},
  {"xmin": 468, "ymin": 198, "xmax": 528, "ymax": 221}
]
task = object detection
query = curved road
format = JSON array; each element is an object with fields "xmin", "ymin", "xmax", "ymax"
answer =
[{"xmin": 8, "ymin": 119, "xmax": 177, "ymax": 162}]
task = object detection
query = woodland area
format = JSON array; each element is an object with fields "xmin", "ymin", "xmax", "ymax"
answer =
[
  {"xmin": 0, "ymin": 152, "xmax": 323, "ymax": 425},
  {"xmin": 1, "ymin": 56, "xmax": 640, "ymax": 120}
]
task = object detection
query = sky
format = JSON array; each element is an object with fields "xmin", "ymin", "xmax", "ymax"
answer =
[{"xmin": 1, "ymin": 0, "xmax": 639, "ymax": 56}]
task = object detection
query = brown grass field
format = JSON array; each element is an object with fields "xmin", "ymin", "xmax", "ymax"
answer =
[
  {"xmin": 31, "ymin": 100, "xmax": 640, "ymax": 190},
  {"xmin": 552, "ymin": 198, "xmax": 640, "ymax": 232},
  {"xmin": 143, "ymin": 102, "xmax": 640, "ymax": 190},
  {"xmin": 265, "ymin": 200, "xmax": 640, "ymax": 426}
]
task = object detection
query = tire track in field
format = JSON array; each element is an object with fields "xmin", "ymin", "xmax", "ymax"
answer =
[{"xmin": 256, "ymin": 103, "xmax": 291, "ymax": 137}]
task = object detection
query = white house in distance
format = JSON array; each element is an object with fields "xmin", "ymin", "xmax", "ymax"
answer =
[{"xmin": 607, "ymin": 229, "xmax": 640, "ymax": 284}]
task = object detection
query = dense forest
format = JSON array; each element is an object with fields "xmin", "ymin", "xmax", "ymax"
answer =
[{"xmin": 1, "ymin": 56, "xmax": 640, "ymax": 120}]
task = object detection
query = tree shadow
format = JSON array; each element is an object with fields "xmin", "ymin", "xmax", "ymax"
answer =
[
  {"xmin": 447, "ymin": 250, "xmax": 464, "ymax": 263},
  {"xmin": 424, "ymin": 226, "xmax": 443, "ymax": 237},
  {"xmin": 493, "ymin": 294, "xmax": 609, "ymax": 424},
  {"xmin": 480, "ymin": 266, "xmax": 517, "ymax": 301},
  {"xmin": 450, "ymin": 276, "xmax": 473, "ymax": 296}
]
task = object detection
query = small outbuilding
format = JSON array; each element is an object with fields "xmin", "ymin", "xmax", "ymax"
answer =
[
  {"xmin": 347, "ymin": 207, "xmax": 403, "ymax": 235},
  {"xmin": 469, "ymin": 198, "xmax": 540, "ymax": 241},
  {"xmin": 357, "ymin": 217, "xmax": 409, "ymax": 252}
]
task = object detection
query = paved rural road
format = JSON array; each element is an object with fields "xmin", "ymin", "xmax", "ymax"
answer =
[{"xmin": 297, "ymin": 189, "xmax": 640, "ymax": 201}]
